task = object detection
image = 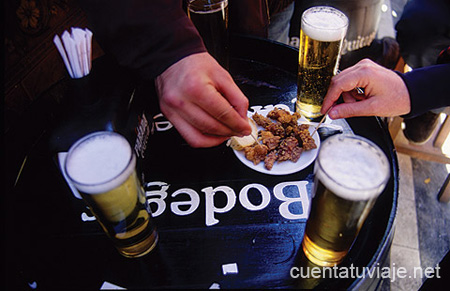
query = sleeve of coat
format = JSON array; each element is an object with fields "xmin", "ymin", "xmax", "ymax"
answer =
[
  {"xmin": 399, "ymin": 64, "xmax": 450, "ymax": 118},
  {"xmin": 77, "ymin": 0, "xmax": 206, "ymax": 80}
]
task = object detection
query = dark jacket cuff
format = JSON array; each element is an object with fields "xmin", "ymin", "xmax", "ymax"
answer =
[{"xmin": 397, "ymin": 64, "xmax": 450, "ymax": 119}]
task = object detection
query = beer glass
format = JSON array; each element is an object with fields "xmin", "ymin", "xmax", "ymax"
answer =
[
  {"xmin": 65, "ymin": 131, "xmax": 158, "ymax": 258},
  {"xmin": 296, "ymin": 6, "xmax": 348, "ymax": 121},
  {"xmin": 302, "ymin": 134, "xmax": 390, "ymax": 267},
  {"xmin": 187, "ymin": 0, "xmax": 229, "ymax": 69}
]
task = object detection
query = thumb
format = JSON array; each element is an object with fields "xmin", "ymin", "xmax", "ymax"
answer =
[{"xmin": 328, "ymin": 100, "xmax": 376, "ymax": 119}]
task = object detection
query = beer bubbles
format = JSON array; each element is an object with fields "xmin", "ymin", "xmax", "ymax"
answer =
[
  {"xmin": 296, "ymin": 6, "xmax": 348, "ymax": 121},
  {"xmin": 302, "ymin": 134, "xmax": 390, "ymax": 267}
]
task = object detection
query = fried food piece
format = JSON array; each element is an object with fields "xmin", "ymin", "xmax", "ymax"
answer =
[
  {"xmin": 266, "ymin": 122, "xmax": 285, "ymax": 137},
  {"xmin": 284, "ymin": 125, "xmax": 296, "ymax": 136},
  {"xmin": 290, "ymin": 146, "xmax": 303, "ymax": 162},
  {"xmin": 278, "ymin": 136, "xmax": 302, "ymax": 162},
  {"xmin": 267, "ymin": 108, "xmax": 301, "ymax": 127},
  {"xmin": 260, "ymin": 130, "xmax": 281, "ymax": 151},
  {"xmin": 244, "ymin": 144, "xmax": 268, "ymax": 165},
  {"xmin": 293, "ymin": 112, "xmax": 302, "ymax": 122},
  {"xmin": 299, "ymin": 124, "xmax": 309, "ymax": 131},
  {"xmin": 298, "ymin": 126, "xmax": 317, "ymax": 151},
  {"xmin": 267, "ymin": 107, "xmax": 288, "ymax": 120},
  {"xmin": 290, "ymin": 124, "xmax": 316, "ymax": 150},
  {"xmin": 264, "ymin": 150, "xmax": 278, "ymax": 170},
  {"xmin": 252, "ymin": 112, "xmax": 272, "ymax": 128},
  {"xmin": 282, "ymin": 136, "xmax": 299, "ymax": 150}
]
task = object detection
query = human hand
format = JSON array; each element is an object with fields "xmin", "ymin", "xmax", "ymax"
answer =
[
  {"xmin": 155, "ymin": 52, "xmax": 251, "ymax": 148},
  {"xmin": 321, "ymin": 59, "xmax": 411, "ymax": 119}
]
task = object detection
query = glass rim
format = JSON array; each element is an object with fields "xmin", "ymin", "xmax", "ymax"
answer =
[
  {"xmin": 302, "ymin": 6, "xmax": 349, "ymax": 31},
  {"xmin": 65, "ymin": 131, "xmax": 135, "ymax": 190},
  {"xmin": 188, "ymin": 0, "xmax": 228, "ymax": 10},
  {"xmin": 315, "ymin": 134, "xmax": 390, "ymax": 195}
]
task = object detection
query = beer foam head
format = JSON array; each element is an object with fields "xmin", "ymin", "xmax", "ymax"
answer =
[
  {"xmin": 65, "ymin": 132, "xmax": 135, "ymax": 194},
  {"xmin": 315, "ymin": 134, "xmax": 390, "ymax": 201},
  {"xmin": 301, "ymin": 6, "xmax": 348, "ymax": 42}
]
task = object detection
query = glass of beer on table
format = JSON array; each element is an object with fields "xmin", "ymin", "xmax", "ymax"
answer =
[
  {"xmin": 187, "ymin": 0, "xmax": 229, "ymax": 69},
  {"xmin": 296, "ymin": 6, "xmax": 348, "ymax": 121},
  {"xmin": 302, "ymin": 134, "xmax": 390, "ymax": 267},
  {"xmin": 65, "ymin": 131, "xmax": 158, "ymax": 258}
]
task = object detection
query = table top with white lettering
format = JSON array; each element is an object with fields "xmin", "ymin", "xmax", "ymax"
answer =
[{"xmin": 8, "ymin": 36, "xmax": 398, "ymax": 290}]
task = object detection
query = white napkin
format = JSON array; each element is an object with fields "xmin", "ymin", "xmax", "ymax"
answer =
[{"xmin": 53, "ymin": 27, "xmax": 93, "ymax": 79}]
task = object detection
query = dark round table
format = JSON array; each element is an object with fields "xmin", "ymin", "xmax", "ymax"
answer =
[{"xmin": 5, "ymin": 35, "xmax": 398, "ymax": 290}]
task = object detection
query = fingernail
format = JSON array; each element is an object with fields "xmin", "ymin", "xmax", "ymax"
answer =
[
  {"xmin": 242, "ymin": 129, "xmax": 251, "ymax": 136},
  {"xmin": 329, "ymin": 109, "xmax": 338, "ymax": 120}
]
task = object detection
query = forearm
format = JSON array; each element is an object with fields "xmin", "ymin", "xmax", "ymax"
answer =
[{"xmin": 78, "ymin": 0, "xmax": 206, "ymax": 80}]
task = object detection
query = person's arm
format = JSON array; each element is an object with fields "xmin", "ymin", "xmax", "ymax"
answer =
[
  {"xmin": 79, "ymin": 0, "xmax": 251, "ymax": 148},
  {"xmin": 398, "ymin": 64, "xmax": 450, "ymax": 118},
  {"xmin": 78, "ymin": 0, "xmax": 205, "ymax": 79}
]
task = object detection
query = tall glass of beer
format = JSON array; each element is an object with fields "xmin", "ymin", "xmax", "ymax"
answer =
[
  {"xmin": 187, "ymin": 0, "xmax": 229, "ymax": 69},
  {"xmin": 296, "ymin": 6, "xmax": 348, "ymax": 121},
  {"xmin": 302, "ymin": 134, "xmax": 390, "ymax": 266},
  {"xmin": 65, "ymin": 131, "xmax": 158, "ymax": 258}
]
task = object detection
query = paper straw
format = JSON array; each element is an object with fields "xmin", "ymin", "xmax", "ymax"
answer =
[
  {"xmin": 85, "ymin": 29, "xmax": 93, "ymax": 72},
  {"xmin": 54, "ymin": 27, "xmax": 93, "ymax": 79},
  {"xmin": 53, "ymin": 35, "xmax": 74, "ymax": 78}
]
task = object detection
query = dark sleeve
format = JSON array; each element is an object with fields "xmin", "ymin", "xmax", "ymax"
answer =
[
  {"xmin": 398, "ymin": 64, "xmax": 450, "ymax": 119},
  {"xmin": 78, "ymin": 0, "xmax": 206, "ymax": 80}
]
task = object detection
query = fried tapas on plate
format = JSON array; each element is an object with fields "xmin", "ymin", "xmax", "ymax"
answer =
[{"xmin": 227, "ymin": 106, "xmax": 320, "ymax": 175}]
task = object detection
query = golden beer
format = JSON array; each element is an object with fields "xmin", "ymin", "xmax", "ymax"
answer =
[
  {"xmin": 296, "ymin": 6, "xmax": 348, "ymax": 121},
  {"xmin": 302, "ymin": 135, "xmax": 390, "ymax": 266},
  {"xmin": 66, "ymin": 131, "xmax": 158, "ymax": 258}
]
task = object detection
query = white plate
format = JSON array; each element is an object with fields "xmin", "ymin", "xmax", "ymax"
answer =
[{"xmin": 233, "ymin": 104, "xmax": 320, "ymax": 175}]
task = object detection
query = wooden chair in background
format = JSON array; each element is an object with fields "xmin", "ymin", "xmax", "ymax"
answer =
[{"xmin": 388, "ymin": 57, "xmax": 450, "ymax": 203}]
